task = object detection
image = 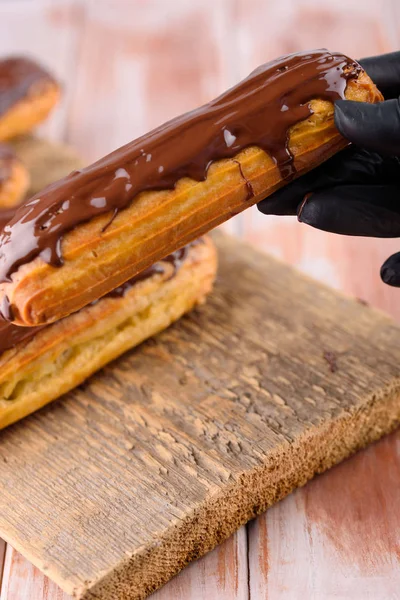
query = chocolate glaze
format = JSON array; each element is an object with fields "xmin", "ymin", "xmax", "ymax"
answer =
[
  {"xmin": 0, "ymin": 49, "xmax": 361, "ymax": 284},
  {"xmin": 0, "ymin": 243, "xmax": 194, "ymax": 355},
  {"xmin": 108, "ymin": 245, "xmax": 191, "ymax": 298},
  {"xmin": 0, "ymin": 56, "xmax": 56, "ymax": 118},
  {"xmin": 0, "ymin": 320, "xmax": 43, "ymax": 355}
]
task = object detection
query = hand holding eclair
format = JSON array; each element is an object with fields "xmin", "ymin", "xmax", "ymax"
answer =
[
  {"xmin": 0, "ymin": 48, "xmax": 388, "ymax": 429},
  {"xmin": 258, "ymin": 50, "xmax": 400, "ymax": 287},
  {"xmin": 0, "ymin": 50, "xmax": 383, "ymax": 327}
]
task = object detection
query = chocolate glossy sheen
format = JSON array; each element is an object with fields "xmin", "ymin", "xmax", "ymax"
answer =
[
  {"xmin": 0, "ymin": 244, "xmax": 193, "ymax": 354},
  {"xmin": 108, "ymin": 245, "xmax": 191, "ymax": 298},
  {"xmin": 0, "ymin": 320, "xmax": 43, "ymax": 355},
  {"xmin": 0, "ymin": 56, "xmax": 56, "ymax": 118},
  {"xmin": 0, "ymin": 49, "xmax": 361, "ymax": 284}
]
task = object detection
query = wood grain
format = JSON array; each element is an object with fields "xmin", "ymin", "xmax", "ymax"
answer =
[
  {"xmin": 0, "ymin": 538, "xmax": 6, "ymax": 589},
  {"xmin": 249, "ymin": 431, "xmax": 400, "ymax": 599},
  {"xmin": 1, "ymin": 234, "xmax": 400, "ymax": 598},
  {"xmin": 152, "ymin": 526, "xmax": 248, "ymax": 600},
  {"xmin": 1, "ymin": 545, "xmax": 70, "ymax": 600},
  {"xmin": 0, "ymin": 530, "xmax": 248, "ymax": 600}
]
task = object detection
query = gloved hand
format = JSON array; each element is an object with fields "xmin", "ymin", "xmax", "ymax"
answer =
[{"xmin": 258, "ymin": 51, "xmax": 400, "ymax": 286}]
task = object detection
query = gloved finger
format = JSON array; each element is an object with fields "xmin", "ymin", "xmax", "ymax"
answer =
[
  {"xmin": 257, "ymin": 147, "xmax": 395, "ymax": 216},
  {"xmin": 359, "ymin": 51, "xmax": 400, "ymax": 99},
  {"xmin": 335, "ymin": 98, "xmax": 400, "ymax": 155},
  {"xmin": 298, "ymin": 184, "xmax": 400, "ymax": 237},
  {"xmin": 381, "ymin": 251, "xmax": 400, "ymax": 286}
]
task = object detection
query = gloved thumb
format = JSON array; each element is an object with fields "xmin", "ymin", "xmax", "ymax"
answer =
[
  {"xmin": 334, "ymin": 98, "xmax": 400, "ymax": 156},
  {"xmin": 381, "ymin": 251, "xmax": 400, "ymax": 287}
]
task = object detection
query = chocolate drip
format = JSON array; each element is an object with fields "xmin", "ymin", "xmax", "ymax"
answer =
[
  {"xmin": 0, "ymin": 243, "xmax": 194, "ymax": 354},
  {"xmin": 0, "ymin": 56, "xmax": 56, "ymax": 118},
  {"xmin": 0, "ymin": 320, "xmax": 44, "ymax": 355},
  {"xmin": 108, "ymin": 245, "xmax": 191, "ymax": 298},
  {"xmin": 233, "ymin": 160, "xmax": 254, "ymax": 200},
  {"xmin": 0, "ymin": 50, "xmax": 361, "ymax": 283}
]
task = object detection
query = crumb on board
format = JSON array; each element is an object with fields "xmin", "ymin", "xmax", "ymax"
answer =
[
  {"xmin": 356, "ymin": 297, "xmax": 369, "ymax": 306},
  {"xmin": 323, "ymin": 350, "xmax": 338, "ymax": 373}
]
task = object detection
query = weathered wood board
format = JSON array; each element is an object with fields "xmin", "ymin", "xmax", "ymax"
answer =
[{"xmin": 1, "ymin": 234, "xmax": 400, "ymax": 600}]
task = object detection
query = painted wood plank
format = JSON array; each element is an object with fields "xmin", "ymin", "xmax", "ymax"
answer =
[
  {"xmin": 0, "ymin": 538, "xmax": 6, "ymax": 589},
  {"xmin": 66, "ymin": 0, "xmax": 232, "ymax": 160},
  {"xmin": 234, "ymin": 0, "xmax": 394, "ymax": 73},
  {"xmin": 1, "ymin": 544, "xmax": 71, "ymax": 600},
  {"xmin": 248, "ymin": 430, "xmax": 400, "ymax": 600},
  {"xmin": 65, "ymin": 0, "xmax": 241, "ymax": 235},
  {"xmin": 0, "ymin": 529, "xmax": 247, "ymax": 600},
  {"xmin": 233, "ymin": 0, "xmax": 400, "ymax": 318},
  {"xmin": 0, "ymin": 0, "xmax": 86, "ymax": 142},
  {"xmin": 152, "ymin": 527, "xmax": 248, "ymax": 600}
]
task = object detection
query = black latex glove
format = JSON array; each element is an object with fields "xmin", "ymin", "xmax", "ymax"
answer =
[{"xmin": 258, "ymin": 51, "xmax": 400, "ymax": 287}]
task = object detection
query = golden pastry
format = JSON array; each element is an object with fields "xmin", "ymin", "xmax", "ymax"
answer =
[
  {"xmin": 0, "ymin": 237, "xmax": 217, "ymax": 430},
  {"xmin": 0, "ymin": 56, "xmax": 60, "ymax": 142},
  {"xmin": 0, "ymin": 50, "xmax": 383, "ymax": 326}
]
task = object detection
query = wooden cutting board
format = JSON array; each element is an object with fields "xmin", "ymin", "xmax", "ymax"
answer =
[{"xmin": 1, "ymin": 225, "xmax": 400, "ymax": 599}]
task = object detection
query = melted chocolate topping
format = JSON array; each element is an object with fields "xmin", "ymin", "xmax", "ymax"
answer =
[
  {"xmin": 0, "ymin": 56, "xmax": 56, "ymax": 118},
  {"xmin": 0, "ymin": 50, "xmax": 361, "ymax": 283},
  {"xmin": 108, "ymin": 245, "xmax": 191, "ymax": 298},
  {"xmin": 0, "ymin": 320, "xmax": 43, "ymax": 355},
  {"xmin": 0, "ymin": 244, "xmax": 194, "ymax": 355}
]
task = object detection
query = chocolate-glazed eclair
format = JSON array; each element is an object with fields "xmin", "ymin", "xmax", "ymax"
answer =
[
  {"xmin": 0, "ymin": 50, "xmax": 382, "ymax": 326},
  {"xmin": 0, "ymin": 237, "xmax": 216, "ymax": 430},
  {"xmin": 0, "ymin": 56, "xmax": 60, "ymax": 142}
]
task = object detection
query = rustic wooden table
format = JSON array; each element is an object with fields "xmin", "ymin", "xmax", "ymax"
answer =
[{"xmin": 0, "ymin": 1, "xmax": 399, "ymax": 598}]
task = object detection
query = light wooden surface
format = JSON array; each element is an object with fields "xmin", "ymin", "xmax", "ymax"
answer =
[{"xmin": 0, "ymin": 1, "xmax": 400, "ymax": 598}]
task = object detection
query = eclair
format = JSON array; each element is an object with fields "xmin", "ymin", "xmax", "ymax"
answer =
[
  {"xmin": 0, "ymin": 237, "xmax": 217, "ymax": 430},
  {"xmin": 0, "ymin": 144, "xmax": 30, "ymax": 211},
  {"xmin": 0, "ymin": 56, "xmax": 60, "ymax": 142},
  {"xmin": 0, "ymin": 50, "xmax": 383, "ymax": 326}
]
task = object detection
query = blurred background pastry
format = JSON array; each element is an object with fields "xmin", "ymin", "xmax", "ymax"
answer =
[{"xmin": 0, "ymin": 56, "xmax": 60, "ymax": 141}]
